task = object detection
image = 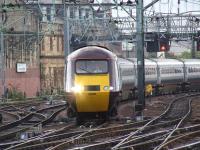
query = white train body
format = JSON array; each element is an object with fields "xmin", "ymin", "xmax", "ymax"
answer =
[{"xmin": 118, "ymin": 58, "xmax": 200, "ymax": 99}]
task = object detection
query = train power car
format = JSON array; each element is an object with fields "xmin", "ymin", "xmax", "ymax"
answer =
[
  {"xmin": 64, "ymin": 46, "xmax": 200, "ymax": 123},
  {"xmin": 64, "ymin": 46, "xmax": 121, "ymax": 123}
]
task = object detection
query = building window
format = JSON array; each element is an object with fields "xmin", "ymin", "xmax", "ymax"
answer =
[
  {"xmin": 47, "ymin": 7, "xmax": 51, "ymax": 21},
  {"xmin": 57, "ymin": 36, "xmax": 59, "ymax": 52},
  {"xmin": 70, "ymin": 8, "xmax": 74, "ymax": 18},
  {"xmin": 61, "ymin": 36, "xmax": 64, "ymax": 51},
  {"xmin": 50, "ymin": 36, "xmax": 53, "ymax": 51}
]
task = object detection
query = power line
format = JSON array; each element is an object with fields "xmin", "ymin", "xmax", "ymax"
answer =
[{"xmin": 181, "ymin": 0, "xmax": 200, "ymax": 5}]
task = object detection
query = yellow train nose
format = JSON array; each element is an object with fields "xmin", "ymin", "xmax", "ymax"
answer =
[{"xmin": 74, "ymin": 74, "xmax": 110, "ymax": 112}]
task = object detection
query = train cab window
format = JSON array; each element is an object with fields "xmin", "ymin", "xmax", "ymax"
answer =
[{"xmin": 76, "ymin": 60, "xmax": 108, "ymax": 74}]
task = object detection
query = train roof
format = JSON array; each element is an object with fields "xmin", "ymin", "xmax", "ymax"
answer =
[
  {"xmin": 182, "ymin": 59, "xmax": 200, "ymax": 65},
  {"xmin": 128, "ymin": 58, "xmax": 157, "ymax": 65},
  {"xmin": 153, "ymin": 58, "xmax": 183, "ymax": 65},
  {"xmin": 117, "ymin": 58, "xmax": 135, "ymax": 65},
  {"xmin": 119, "ymin": 58, "xmax": 200, "ymax": 66},
  {"xmin": 67, "ymin": 46, "xmax": 117, "ymax": 60}
]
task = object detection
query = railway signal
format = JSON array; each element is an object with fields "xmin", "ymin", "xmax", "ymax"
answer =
[
  {"xmin": 146, "ymin": 33, "xmax": 159, "ymax": 52},
  {"xmin": 159, "ymin": 34, "xmax": 170, "ymax": 52},
  {"xmin": 146, "ymin": 33, "xmax": 170, "ymax": 52}
]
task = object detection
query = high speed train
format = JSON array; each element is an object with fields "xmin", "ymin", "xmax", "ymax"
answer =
[{"xmin": 64, "ymin": 46, "xmax": 200, "ymax": 123}]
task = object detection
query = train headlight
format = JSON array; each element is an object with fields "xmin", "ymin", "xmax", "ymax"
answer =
[
  {"xmin": 104, "ymin": 86, "xmax": 109, "ymax": 91},
  {"xmin": 104, "ymin": 86, "xmax": 114, "ymax": 91},
  {"xmin": 71, "ymin": 85, "xmax": 84, "ymax": 93},
  {"xmin": 109, "ymin": 86, "xmax": 114, "ymax": 90}
]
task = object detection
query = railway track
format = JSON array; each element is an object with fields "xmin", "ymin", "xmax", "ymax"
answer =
[
  {"xmin": 3, "ymin": 94, "xmax": 192, "ymax": 150},
  {"xmin": 18, "ymin": 93, "xmax": 197, "ymax": 150},
  {"xmin": 0, "ymin": 103, "xmax": 67, "ymax": 148},
  {"xmin": 112, "ymin": 93, "xmax": 200, "ymax": 150},
  {"xmin": 2, "ymin": 93, "xmax": 200, "ymax": 150},
  {"xmin": 5, "ymin": 119, "xmax": 150, "ymax": 150},
  {"xmin": 0, "ymin": 110, "xmax": 20, "ymax": 125}
]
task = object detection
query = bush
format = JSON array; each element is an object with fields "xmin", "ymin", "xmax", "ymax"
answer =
[{"xmin": 8, "ymin": 87, "xmax": 26, "ymax": 101}]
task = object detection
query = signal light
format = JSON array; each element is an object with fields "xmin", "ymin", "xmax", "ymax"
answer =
[
  {"xmin": 160, "ymin": 45, "xmax": 166, "ymax": 51},
  {"xmin": 159, "ymin": 39, "xmax": 170, "ymax": 51}
]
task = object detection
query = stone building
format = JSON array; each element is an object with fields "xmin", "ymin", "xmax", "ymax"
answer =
[
  {"xmin": 39, "ymin": 0, "xmax": 114, "ymax": 94},
  {"xmin": 19, "ymin": 0, "xmax": 123, "ymax": 95},
  {"xmin": 0, "ymin": 0, "xmax": 40, "ymax": 97},
  {"xmin": 40, "ymin": 22, "xmax": 64, "ymax": 94}
]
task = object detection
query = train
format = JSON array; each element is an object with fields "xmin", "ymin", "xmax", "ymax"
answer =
[{"xmin": 64, "ymin": 46, "xmax": 200, "ymax": 123}]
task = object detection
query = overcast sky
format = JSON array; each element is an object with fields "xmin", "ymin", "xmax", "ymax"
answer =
[
  {"xmin": 143, "ymin": 0, "xmax": 200, "ymax": 14},
  {"xmin": 97, "ymin": 0, "xmax": 200, "ymax": 17}
]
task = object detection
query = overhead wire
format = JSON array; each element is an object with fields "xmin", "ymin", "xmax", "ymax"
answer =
[
  {"xmin": 37, "ymin": 0, "xmax": 56, "ymax": 35},
  {"xmin": 181, "ymin": 0, "xmax": 200, "ymax": 5},
  {"xmin": 112, "ymin": 0, "xmax": 136, "ymax": 20}
]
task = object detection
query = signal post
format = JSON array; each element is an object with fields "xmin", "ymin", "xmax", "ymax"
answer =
[
  {"xmin": 135, "ymin": 0, "xmax": 160, "ymax": 120},
  {"xmin": 135, "ymin": 0, "xmax": 145, "ymax": 120}
]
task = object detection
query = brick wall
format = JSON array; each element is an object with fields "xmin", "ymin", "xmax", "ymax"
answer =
[{"xmin": 0, "ymin": 67, "xmax": 40, "ymax": 98}]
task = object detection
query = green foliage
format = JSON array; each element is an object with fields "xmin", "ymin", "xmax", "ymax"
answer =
[
  {"xmin": 148, "ymin": 51, "xmax": 200, "ymax": 59},
  {"xmin": 178, "ymin": 51, "xmax": 192, "ymax": 59},
  {"xmin": 0, "ymin": 28, "xmax": 7, "ymax": 32},
  {"xmin": 7, "ymin": 87, "xmax": 26, "ymax": 101},
  {"xmin": 166, "ymin": 51, "xmax": 200, "ymax": 59},
  {"xmin": 195, "ymin": 51, "xmax": 200, "ymax": 58},
  {"xmin": 39, "ymin": 88, "xmax": 65, "ymax": 97}
]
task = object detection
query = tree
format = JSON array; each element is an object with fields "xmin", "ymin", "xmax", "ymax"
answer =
[{"xmin": 178, "ymin": 51, "xmax": 191, "ymax": 59}]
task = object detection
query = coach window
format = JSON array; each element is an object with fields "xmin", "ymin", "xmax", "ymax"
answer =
[{"xmin": 145, "ymin": 68, "xmax": 149, "ymax": 75}]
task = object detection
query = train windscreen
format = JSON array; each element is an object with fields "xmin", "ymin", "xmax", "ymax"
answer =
[{"xmin": 76, "ymin": 60, "xmax": 108, "ymax": 74}]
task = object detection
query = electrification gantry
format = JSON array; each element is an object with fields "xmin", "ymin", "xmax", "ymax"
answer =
[
  {"xmin": 15, "ymin": 0, "xmax": 200, "ymax": 42},
  {"xmin": 66, "ymin": 15, "xmax": 200, "ymax": 43}
]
